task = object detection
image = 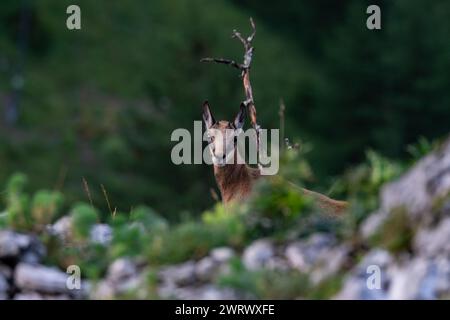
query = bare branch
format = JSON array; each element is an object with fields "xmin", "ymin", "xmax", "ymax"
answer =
[
  {"xmin": 232, "ymin": 29, "xmax": 247, "ymax": 47},
  {"xmin": 201, "ymin": 18, "xmax": 263, "ymax": 165},
  {"xmin": 200, "ymin": 57, "xmax": 242, "ymax": 70},
  {"xmin": 247, "ymin": 17, "xmax": 256, "ymax": 43}
]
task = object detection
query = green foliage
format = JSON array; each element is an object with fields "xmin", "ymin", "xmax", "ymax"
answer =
[
  {"xmin": 334, "ymin": 151, "xmax": 404, "ymax": 237},
  {"xmin": 202, "ymin": 203, "xmax": 245, "ymax": 245},
  {"xmin": 0, "ymin": 173, "xmax": 63, "ymax": 231},
  {"xmin": 110, "ymin": 214, "xmax": 149, "ymax": 258},
  {"xmin": 369, "ymin": 207, "xmax": 414, "ymax": 254},
  {"xmin": 147, "ymin": 221, "xmax": 233, "ymax": 265},
  {"xmin": 406, "ymin": 136, "xmax": 439, "ymax": 163},
  {"xmin": 71, "ymin": 203, "xmax": 99, "ymax": 241},
  {"xmin": 4, "ymin": 173, "xmax": 30, "ymax": 230},
  {"xmin": 130, "ymin": 206, "xmax": 168, "ymax": 233},
  {"xmin": 31, "ymin": 190, "xmax": 64, "ymax": 228}
]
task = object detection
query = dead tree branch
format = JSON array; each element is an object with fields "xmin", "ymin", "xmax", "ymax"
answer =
[{"xmin": 201, "ymin": 17, "xmax": 261, "ymax": 162}]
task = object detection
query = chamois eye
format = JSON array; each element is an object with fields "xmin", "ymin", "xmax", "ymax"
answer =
[{"xmin": 210, "ymin": 136, "xmax": 215, "ymax": 143}]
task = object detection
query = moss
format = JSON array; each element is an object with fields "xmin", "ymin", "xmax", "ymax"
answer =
[
  {"xmin": 430, "ymin": 191, "xmax": 450, "ymax": 221},
  {"xmin": 369, "ymin": 206, "xmax": 414, "ymax": 254},
  {"xmin": 308, "ymin": 274, "xmax": 344, "ymax": 299}
]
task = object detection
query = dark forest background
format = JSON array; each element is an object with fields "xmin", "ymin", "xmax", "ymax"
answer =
[{"xmin": 1, "ymin": 0, "xmax": 449, "ymax": 220}]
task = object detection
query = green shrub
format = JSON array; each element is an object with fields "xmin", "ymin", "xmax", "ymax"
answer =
[
  {"xmin": 334, "ymin": 151, "xmax": 404, "ymax": 238},
  {"xmin": 369, "ymin": 207, "xmax": 414, "ymax": 254},
  {"xmin": 71, "ymin": 203, "xmax": 99, "ymax": 241},
  {"xmin": 5, "ymin": 173, "xmax": 31, "ymax": 230},
  {"xmin": 130, "ymin": 205, "xmax": 168, "ymax": 233},
  {"xmin": 110, "ymin": 213, "xmax": 151, "ymax": 258},
  {"xmin": 147, "ymin": 221, "xmax": 232, "ymax": 265},
  {"xmin": 31, "ymin": 190, "xmax": 64, "ymax": 228}
]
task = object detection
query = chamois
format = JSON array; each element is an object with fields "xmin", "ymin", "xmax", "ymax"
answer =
[{"xmin": 203, "ymin": 101, "xmax": 348, "ymax": 215}]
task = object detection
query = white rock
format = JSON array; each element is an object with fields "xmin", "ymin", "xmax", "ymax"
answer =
[
  {"xmin": 242, "ymin": 239, "xmax": 274, "ymax": 270},
  {"xmin": 159, "ymin": 261, "xmax": 196, "ymax": 286},
  {"xmin": 210, "ymin": 247, "xmax": 235, "ymax": 263},
  {"xmin": 334, "ymin": 249, "xmax": 393, "ymax": 300},
  {"xmin": 360, "ymin": 210, "xmax": 388, "ymax": 239},
  {"xmin": 13, "ymin": 292, "xmax": 44, "ymax": 300},
  {"xmin": 380, "ymin": 139, "xmax": 450, "ymax": 221},
  {"xmin": 107, "ymin": 258, "xmax": 137, "ymax": 283},
  {"xmin": 91, "ymin": 281, "xmax": 115, "ymax": 300},
  {"xmin": 414, "ymin": 217, "xmax": 450, "ymax": 257},
  {"xmin": 15, "ymin": 263, "xmax": 86, "ymax": 296},
  {"xmin": 285, "ymin": 233, "xmax": 338, "ymax": 272},
  {"xmin": 13, "ymin": 292, "xmax": 70, "ymax": 300},
  {"xmin": 48, "ymin": 216, "xmax": 73, "ymax": 241},
  {"xmin": 195, "ymin": 257, "xmax": 217, "ymax": 281},
  {"xmin": 0, "ymin": 231, "xmax": 31, "ymax": 258},
  {"xmin": 159, "ymin": 284, "xmax": 241, "ymax": 300},
  {"xmin": 90, "ymin": 224, "xmax": 113, "ymax": 245},
  {"xmin": 388, "ymin": 256, "xmax": 450, "ymax": 299}
]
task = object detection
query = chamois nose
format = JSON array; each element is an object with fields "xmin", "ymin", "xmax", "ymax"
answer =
[{"xmin": 222, "ymin": 154, "xmax": 226, "ymax": 160}]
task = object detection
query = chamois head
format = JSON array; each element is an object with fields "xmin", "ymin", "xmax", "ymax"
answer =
[{"xmin": 202, "ymin": 101, "xmax": 246, "ymax": 166}]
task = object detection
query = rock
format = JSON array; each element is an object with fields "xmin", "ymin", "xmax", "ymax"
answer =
[
  {"xmin": 107, "ymin": 258, "xmax": 137, "ymax": 283},
  {"xmin": 388, "ymin": 256, "xmax": 450, "ymax": 299},
  {"xmin": 0, "ymin": 231, "xmax": 30, "ymax": 258},
  {"xmin": 265, "ymin": 257, "xmax": 290, "ymax": 271},
  {"xmin": 90, "ymin": 224, "xmax": 112, "ymax": 245},
  {"xmin": 159, "ymin": 261, "xmax": 196, "ymax": 286},
  {"xmin": 311, "ymin": 245, "xmax": 350, "ymax": 284},
  {"xmin": 91, "ymin": 281, "xmax": 115, "ymax": 300},
  {"xmin": 13, "ymin": 292, "xmax": 70, "ymax": 300},
  {"xmin": 360, "ymin": 210, "xmax": 387, "ymax": 239},
  {"xmin": 0, "ymin": 272, "xmax": 8, "ymax": 295},
  {"xmin": 285, "ymin": 233, "xmax": 336, "ymax": 271},
  {"xmin": 48, "ymin": 216, "xmax": 73, "ymax": 242},
  {"xmin": 285, "ymin": 233, "xmax": 348, "ymax": 283},
  {"xmin": 414, "ymin": 217, "xmax": 450, "ymax": 257},
  {"xmin": 21, "ymin": 240, "xmax": 46, "ymax": 265},
  {"xmin": 361, "ymin": 140, "xmax": 450, "ymax": 240},
  {"xmin": 210, "ymin": 247, "xmax": 235, "ymax": 263},
  {"xmin": 0, "ymin": 231, "xmax": 45, "ymax": 263},
  {"xmin": 15, "ymin": 263, "xmax": 86, "ymax": 297},
  {"xmin": 50, "ymin": 217, "xmax": 112, "ymax": 246},
  {"xmin": 242, "ymin": 239, "xmax": 275, "ymax": 270},
  {"xmin": 158, "ymin": 284, "xmax": 243, "ymax": 300},
  {"xmin": 91, "ymin": 258, "xmax": 148, "ymax": 299},
  {"xmin": 195, "ymin": 257, "xmax": 217, "ymax": 282},
  {"xmin": 335, "ymin": 249, "xmax": 393, "ymax": 300},
  {"xmin": 13, "ymin": 292, "xmax": 44, "ymax": 300},
  {"xmin": 385, "ymin": 140, "xmax": 450, "ymax": 223}
]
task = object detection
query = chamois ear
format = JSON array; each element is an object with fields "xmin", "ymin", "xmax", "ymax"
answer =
[
  {"xmin": 234, "ymin": 103, "xmax": 246, "ymax": 129},
  {"xmin": 202, "ymin": 101, "xmax": 216, "ymax": 129}
]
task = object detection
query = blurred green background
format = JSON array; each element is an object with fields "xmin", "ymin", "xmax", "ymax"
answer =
[{"xmin": 1, "ymin": 0, "xmax": 449, "ymax": 221}]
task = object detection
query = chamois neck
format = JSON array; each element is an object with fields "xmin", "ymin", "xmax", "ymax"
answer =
[
  {"xmin": 213, "ymin": 149, "xmax": 261, "ymax": 203},
  {"xmin": 214, "ymin": 163, "xmax": 252, "ymax": 203}
]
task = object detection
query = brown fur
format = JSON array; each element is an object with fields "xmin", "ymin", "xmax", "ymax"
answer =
[
  {"xmin": 214, "ymin": 161, "xmax": 348, "ymax": 215},
  {"xmin": 204, "ymin": 104, "xmax": 348, "ymax": 215}
]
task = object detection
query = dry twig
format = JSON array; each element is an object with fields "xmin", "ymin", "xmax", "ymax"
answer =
[{"xmin": 201, "ymin": 18, "xmax": 261, "ymax": 160}]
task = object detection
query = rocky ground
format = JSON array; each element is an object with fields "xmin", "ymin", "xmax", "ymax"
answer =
[{"xmin": 1, "ymin": 139, "xmax": 450, "ymax": 300}]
